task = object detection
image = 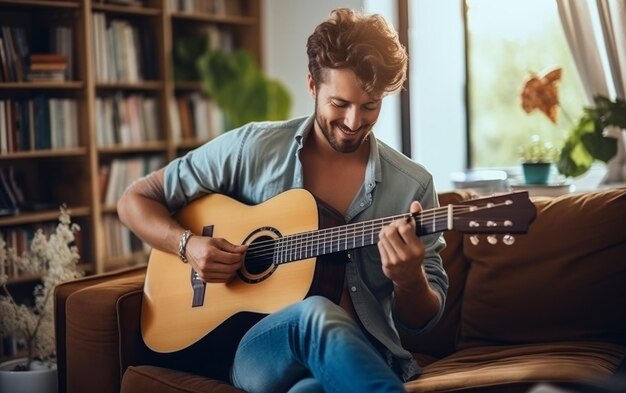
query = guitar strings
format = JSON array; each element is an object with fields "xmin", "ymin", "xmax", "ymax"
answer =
[
  {"xmin": 241, "ymin": 203, "xmax": 493, "ymax": 267},
  {"xmin": 243, "ymin": 201, "xmax": 512, "ymax": 265},
  {"xmin": 241, "ymin": 197, "xmax": 521, "ymax": 268}
]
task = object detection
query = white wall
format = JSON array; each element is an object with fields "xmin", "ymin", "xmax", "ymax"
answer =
[
  {"xmin": 408, "ymin": 1, "xmax": 466, "ymax": 191},
  {"xmin": 262, "ymin": 0, "xmax": 363, "ymax": 118},
  {"xmin": 263, "ymin": 1, "xmax": 466, "ymax": 190}
]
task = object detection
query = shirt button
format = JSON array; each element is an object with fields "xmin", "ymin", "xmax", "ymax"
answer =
[
  {"xmin": 351, "ymin": 286, "xmax": 357, "ymax": 292},
  {"xmin": 360, "ymin": 202, "xmax": 364, "ymax": 207}
]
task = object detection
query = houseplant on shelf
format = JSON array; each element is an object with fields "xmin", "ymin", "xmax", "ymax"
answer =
[
  {"xmin": 519, "ymin": 66, "xmax": 563, "ymax": 184},
  {"xmin": 0, "ymin": 206, "xmax": 83, "ymax": 393},
  {"xmin": 519, "ymin": 134, "xmax": 560, "ymax": 184}
]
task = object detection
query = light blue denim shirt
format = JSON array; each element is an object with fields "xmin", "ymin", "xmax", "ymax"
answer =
[{"xmin": 163, "ymin": 114, "xmax": 448, "ymax": 381}]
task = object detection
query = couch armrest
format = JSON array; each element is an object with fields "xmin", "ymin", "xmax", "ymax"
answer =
[{"xmin": 55, "ymin": 266, "xmax": 147, "ymax": 393}]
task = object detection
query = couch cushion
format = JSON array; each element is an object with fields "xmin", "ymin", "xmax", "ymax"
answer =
[
  {"xmin": 406, "ymin": 341, "xmax": 625, "ymax": 393},
  {"xmin": 121, "ymin": 366, "xmax": 244, "ymax": 393},
  {"xmin": 401, "ymin": 190, "xmax": 475, "ymax": 357},
  {"xmin": 65, "ymin": 271, "xmax": 146, "ymax": 393},
  {"xmin": 55, "ymin": 266, "xmax": 146, "ymax": 393},
  {"xmin": 460, "ymin": 188, "xmax": 626, "ymax": 348}
]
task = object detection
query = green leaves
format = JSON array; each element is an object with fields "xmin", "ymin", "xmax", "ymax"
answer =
[
  {"xmin": 557, "ymin": 95, "xmax": 624, "ymax": 177},
  {"xmin": 197, "ymin": 48, "xmax": 292, "ymax": 129},
  {"xmin": 173, "ymin": 34, "xmax": 208, "ymax": 82}
]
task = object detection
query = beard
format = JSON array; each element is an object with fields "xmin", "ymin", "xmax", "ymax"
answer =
[{"xmin": 314, "ymin": 100, "xmax": 374, "ymax": 154}]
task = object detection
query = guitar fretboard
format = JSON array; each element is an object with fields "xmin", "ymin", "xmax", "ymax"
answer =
[{"xmin": 247, "ymin": 205, "xmax": 454, "ymax": 265}]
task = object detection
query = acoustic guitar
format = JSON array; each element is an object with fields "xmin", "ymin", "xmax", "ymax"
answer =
[{"xmin": 141, "ymin": 188, "xmax": 536, "ymax": 354}]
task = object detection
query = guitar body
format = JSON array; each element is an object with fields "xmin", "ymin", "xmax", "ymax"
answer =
[{"xmin": 141, "ymin": 188, "xmax": 346, "ymax": 355}]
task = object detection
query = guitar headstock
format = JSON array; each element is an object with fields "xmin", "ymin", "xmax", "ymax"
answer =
[{"xmin": 450, "ymin": 191, "xmax": 536, "ymax": 245}]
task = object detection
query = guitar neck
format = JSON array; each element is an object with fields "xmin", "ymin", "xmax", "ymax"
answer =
[{"xmin": 265, "ymin": 205, "xmax": 453, "ymax": 265}]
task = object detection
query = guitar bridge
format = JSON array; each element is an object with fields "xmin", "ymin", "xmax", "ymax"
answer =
[
  {"xmin": 191, "ymin": 270, "xmax": 205, "ymax": 307},
  {"xmin": 189, "ymin": 225, "xmax": 213, "ymax": 307}
]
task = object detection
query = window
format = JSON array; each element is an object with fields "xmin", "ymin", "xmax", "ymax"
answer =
[{"xmin": 465, "ymin": 0, "xmax": 586, "ymax": 168}]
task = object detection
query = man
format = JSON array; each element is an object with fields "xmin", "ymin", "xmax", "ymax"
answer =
[{"xmin": 118, "ymin": 8, "xmax": 448, "ymax": 393}]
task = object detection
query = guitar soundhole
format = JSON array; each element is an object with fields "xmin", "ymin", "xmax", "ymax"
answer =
[
  {"xmin": 244, "ymin": 235, "xmax": 274, "ymax": 275},
  {"xmin": 238, "ymin": 227, "xmax": 281, "ymax": 284}
]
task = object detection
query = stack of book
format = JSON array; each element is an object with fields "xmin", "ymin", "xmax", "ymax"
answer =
[{"xmin": 28, "ymin": 54, "xmax": 68, "ymax": 82}]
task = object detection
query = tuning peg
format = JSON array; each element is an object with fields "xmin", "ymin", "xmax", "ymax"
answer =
[
  {"xmin": 470, "ymin": 235, "xmax": 479, "ymax": 245},
  {"xmin": 487, "ymin": 235, "xmax": 498, "ymax": 245},
  {"xmin": 503, "ymin": 234, "xmax": 515, "ymax": 245}
]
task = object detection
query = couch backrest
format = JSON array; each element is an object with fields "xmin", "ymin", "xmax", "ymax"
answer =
[{"xmin": 459, "ymin": 187, "xmax": 626, "ymax": 348}]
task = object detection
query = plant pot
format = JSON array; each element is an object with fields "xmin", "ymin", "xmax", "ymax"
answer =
[
  {"xmin": 0, "ymin": 358, "xmax": 58, "ymax": 393},
  {"xmin": 522, "ymin": 162, "xmax": 552, "ymax": 184}
]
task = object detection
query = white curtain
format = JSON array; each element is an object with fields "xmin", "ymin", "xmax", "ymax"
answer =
[{"xmin": 556, "ymin": 0, "xmax": 626, "ymax": 183}]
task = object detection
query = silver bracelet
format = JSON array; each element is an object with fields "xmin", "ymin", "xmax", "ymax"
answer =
[{"xmin": 178, "ymin": 229, "xmax": 193, "ymax": 264}]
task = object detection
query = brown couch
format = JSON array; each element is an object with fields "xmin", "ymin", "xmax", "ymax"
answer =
[{"xmin": 54, "ymin": 188, "xmax": 626, "ymax": 393}]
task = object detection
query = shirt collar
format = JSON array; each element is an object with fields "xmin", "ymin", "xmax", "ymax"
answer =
[
  {"xmin": 294, "ymin": 114, "xmax": 315, "ymax": 149},
  {"xmin": 294, "ymin": 114, "xmax": 382, "ymax": 189}
]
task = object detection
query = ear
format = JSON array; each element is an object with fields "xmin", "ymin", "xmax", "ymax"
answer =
[{"xmin": 307, "ymin": 72, "xmax": 316, "ymax": 98}]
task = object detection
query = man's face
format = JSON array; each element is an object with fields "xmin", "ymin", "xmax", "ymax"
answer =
[{"xmin": 309, "ymin": 68, "xmax": 382, "ymax": 153}]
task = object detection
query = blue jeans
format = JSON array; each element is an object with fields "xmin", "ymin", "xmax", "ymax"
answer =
[{"xmin": 230, "ymin": 296, "xmax": 406, "ymax": 393}]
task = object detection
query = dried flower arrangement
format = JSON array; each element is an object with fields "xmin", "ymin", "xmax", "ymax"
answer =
[
  {"xmin": 0, "ymin": 207, "xmax": 83, "ymax": 371},
  {"xmin": 520, "ymin": 66, "xmax": 624, "ymax": 177},
  {"xmin": 520, "ymin": 66, "xmax": 562, "ymax": 124}
]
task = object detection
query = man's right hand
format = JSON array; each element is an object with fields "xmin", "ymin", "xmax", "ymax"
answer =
[{"xmin": 185, "ymin": 236, "xmax": 248, "ymax": 283}]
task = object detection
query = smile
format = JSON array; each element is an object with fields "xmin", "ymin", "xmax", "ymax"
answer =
[{"xmin": 338, "ymin": 125, "xmax": 360, "ymax": 135}]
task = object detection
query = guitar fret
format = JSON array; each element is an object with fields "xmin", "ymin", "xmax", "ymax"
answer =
[{"xmin": 274, "ymin": 238, "xmax": 280, "ymax": 264}]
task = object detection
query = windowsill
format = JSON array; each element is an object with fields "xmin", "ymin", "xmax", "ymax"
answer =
[{"xmin": 446, "ymin": 163, "xmax": 623, "ymax": 195}]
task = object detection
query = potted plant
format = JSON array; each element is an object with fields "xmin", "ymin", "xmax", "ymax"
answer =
[
  {"xmin": 0, "ymin": 206, "xmax": 83, "ymax": 393},
  {"xmin": 519, "ymin": 67, "xmax": 625, "ymax": 180},
  {"xmin": 197, "ymin": 46, "xmax": 292, "ymax": 129},
  {"xmin": 557, "ymin": 95, "xmax": 626, "ymax": 178},
  {"xmin": 519, "ymin": 135, "xmax": 560, "ymax": 184}
]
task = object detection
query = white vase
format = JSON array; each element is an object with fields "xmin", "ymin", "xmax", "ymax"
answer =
[
  {"xmin": 0, "ymin": 358, "xmax": 58, "ymax": 393},
  {"xmin": 600, "ymin": 128, "xmax": 626, "ymax": 185}
]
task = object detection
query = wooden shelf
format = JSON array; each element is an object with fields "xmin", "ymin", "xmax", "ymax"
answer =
[
  {"xmin": 95, "ymin": 81, "xmax": 163, "ymax": 91},
  {"xmin": 0, "ymin": 206, "xmax": 90, "ymax": 227},
  {"xmin": 104, "ymin": 250, "xmax": 148, "ymax": 272},
  {"xmin": 0, "ymin": 0, "xmax": 79, "ymax": 9},
  {"xmin": 174, "ymin": 81, "xmax": 204, "ymax": 91},
  {"xmin": 0, "ymin": 147, "xmax": 88, "ymax": 159},
  {"xmin": 97, "ymin": 141, "xmax": 168, "ymax": 153},
  {"xmin": 92, "ymin": 3, "xmax": 161, "ymax": 16},
  {"xmin": 170, "ymin": 12, "xmax": 256, "ymax": 25},
  {"xmin": 0, "ymin": 82, "xmax": 84, "ymax": 90},
  {"xmin": 0, "ymin": 0, "xmax": 261, "ymax": 285}
]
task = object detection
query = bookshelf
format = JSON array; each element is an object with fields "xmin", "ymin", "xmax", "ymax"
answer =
[{"xmin": 0, "ymin": 0, "xmax": 261, "ymax": 288}]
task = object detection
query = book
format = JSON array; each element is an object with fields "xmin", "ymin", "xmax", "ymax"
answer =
[
  {"xmin": 34, "ymin": 95, "xmax": 51, "ymax": 150},
  {"xmin": 510, "ymin": 182, "xmax": 575, "ymax": 198},
  {"xmin": 0, "ymin": 36, "xmax": 9, "ymax": 82}
]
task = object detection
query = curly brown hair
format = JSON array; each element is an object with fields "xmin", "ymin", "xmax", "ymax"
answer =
[{"xmin": 306, "ymin": 8, "xmax": 408, "ymax": 97}]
